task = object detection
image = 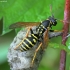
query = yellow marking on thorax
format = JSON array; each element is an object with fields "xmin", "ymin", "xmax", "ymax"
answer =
[
  {"xmin": 39, "ymin": 27, "xmax": 40, "ymax": 28},
  {"xmin": 40, "ymin": 31, "xmax": 42, "ymax": 34},
  {"xmin": 37, "ymin": 27, "xmax": 40, "ymax": 31},
  {"xmin": 50, "ymin": 20, "xmax": 52, "ymax": 24},
  {"xmin": 37, "ymin": 29, "xmax": 39, "ymax": 31},
  {"xmin": 23, "ymin": 42, "xmax": 30, "ymax": 49},
  {"xmin": 31, "ymin": 34, "xmax": 38, "ymax": 40},
  {"xmin": 47, "ymin": 27, "xmax": 50, "ymax": 30},
  {"xmin": 33, "ymin": 39, "xmax": 36, "ymax": 43},
  {"xmin": 41, "ymin": 25, "xmax": 45, "ymax": 28},
  {"xmin": 41, "ymin": 29, "xmax": 43, "ymax": 30},
  {"xmin": 25, "ymin": 38, "xmax": 34, "ymax": 46}
]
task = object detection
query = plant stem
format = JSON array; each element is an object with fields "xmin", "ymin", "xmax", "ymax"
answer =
[{"xmin": 59, "ymin": 0, "xmax": 70, "ymax": 70}]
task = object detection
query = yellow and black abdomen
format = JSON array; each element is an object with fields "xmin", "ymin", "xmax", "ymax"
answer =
[{"xmin": 20, "ymin": 34, "xmax": 39, "ymax": 51}]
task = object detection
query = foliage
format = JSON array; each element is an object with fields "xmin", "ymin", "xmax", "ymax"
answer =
[
  {"xmin": 0, "ymin": 0, "xmax": 65, "ymax": 35},
  {"xmin": 0, "ymin": 0, "xmax": 70, "ymax": 70}
]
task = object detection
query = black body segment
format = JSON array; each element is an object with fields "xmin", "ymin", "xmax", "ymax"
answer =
[
  {"xmin": 36, "ymin": 20, "xmax": 50, "ymax": 37},
  {"xmin": 20, "ymin": 34, "xmax": 39, "ymax": 51},
  {"xmin": 42, "ymin": 20, "xmax": 50, "ymax": 28}
]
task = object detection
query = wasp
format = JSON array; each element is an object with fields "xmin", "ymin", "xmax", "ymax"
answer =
[{"xmin": 9, "ymin": 15, "xmax": 63, "ymax": 67}]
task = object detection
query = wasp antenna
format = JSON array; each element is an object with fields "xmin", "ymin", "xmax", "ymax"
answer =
[
  {"xmin": 50, "ymin": 4, "xmax": 52, "ymax": 13},
  {"xmin": 50, "ymin": 4, "xmax": 54, "ymax": 17},
  {"xmin": 60, "ymin": 19, "xmax": 64, "ymax": 22},
  {"xmin": 57, "ymin": 19, "xmax": 64, "ymax": 23},
  {"xmin": 57, "ymin": 19, "xmax": 70, "ymax": 24}
]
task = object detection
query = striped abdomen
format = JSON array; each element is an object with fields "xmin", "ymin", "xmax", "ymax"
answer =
[{"xmin": 20, "ymin": 34, "xmax": 39, "ymax": 51}]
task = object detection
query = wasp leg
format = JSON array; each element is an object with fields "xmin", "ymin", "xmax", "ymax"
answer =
[
  {"xmin": 54, "ymin": 30, "xmax": 64, "ymax": 32},
  {"xmin": 31, "ymin": 42, "xmax": 42, "ymax": 67},
  {"xmin": 49, "ymin": 30, "xmax": 64, "ymax": 32},
  {"xmin": 14, "ymin": 27, "xmax": 32, "ymax": 50}
]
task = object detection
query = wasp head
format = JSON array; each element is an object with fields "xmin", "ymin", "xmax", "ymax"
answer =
[{"xmin": 48, "ymin": 16, "xmax": 57, "ymax": 26}]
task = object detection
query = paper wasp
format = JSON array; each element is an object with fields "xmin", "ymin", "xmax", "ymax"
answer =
[
  {"xmin": 9, "ymin": 16, "xmax": 58, "ymax": 51},
  {"xmin": 9, "ymin": 5, "xmax": 64, "ymax": 67},
  {"xmin": 9, "ymin": 15, "xmax": 62, "ymax": 67}
]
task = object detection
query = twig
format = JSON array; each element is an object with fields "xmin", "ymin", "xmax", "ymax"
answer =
[{"xmin": 59, "ymin": 0, "xmax": 70, "ymax": 70}]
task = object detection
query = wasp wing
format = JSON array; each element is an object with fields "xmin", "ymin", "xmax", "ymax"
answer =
[
  {"xmin": 9, "ymin": 22, "xmax": 40, "ymax": 29},
  {"xmin": 43, "ymin": 30, "xmax": 49, "ymax": 47}
]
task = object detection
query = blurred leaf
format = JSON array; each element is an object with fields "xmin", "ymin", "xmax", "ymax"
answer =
[
  {"xmin": 66, "ymin": 35, "xmax": 70, "ymax": 70},
  {"xmin": 66, "ymin": 34, "xmax": 70, "ymax": 50},
  {"xmin": 0, "ymin": 30, "xmax": 15, "ymax": 64},
  {"xmin": 48, "ymin": 42, "xmax": 69, "ymax": 52},
  {"xmin": 38, "ymin": 65, "xmax": 51, "ymax": 70},
  {"xmin": 0, "ymin": 18, "xmax": 3, "ymax": 35},
  {"xmin": 0, "ymin": 61, "xmax": 10, "ymax": 70},
  {"xmin": 0, "ymin": 0, "xmax": 65, "ymax": 35},
  {"xmin": 38, "ymin": 47, "xmax": 60, "ymax": 70},
  {"xmin": 0, "ymin": 0, "xmax": 69, "ymax": 70},
  {"xmin": 66, "ymin": 51, "xmax": 70, "ymax": 70}
]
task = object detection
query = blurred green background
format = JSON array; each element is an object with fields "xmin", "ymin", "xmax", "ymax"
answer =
[
  {"xmin": 0, "ymin": 30, "xmax": 16, "ymax": 70},
  {"xmin": 0, "ymin": 0, "xmax": 70, "ymax": 70}
]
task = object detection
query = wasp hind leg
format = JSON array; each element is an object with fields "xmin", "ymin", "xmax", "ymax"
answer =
[
  {"xmin": 14, "ymin": 27, "xmax": 32, "ymax": 50},
  {"xmin": 31, "ymin": 42, "xmax": 42, "ymax": 67}
]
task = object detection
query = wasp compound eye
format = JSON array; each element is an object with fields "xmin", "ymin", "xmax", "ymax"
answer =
[{"xmin": 53, "ymin": 21, "xmax": 57, "ymax": 26}]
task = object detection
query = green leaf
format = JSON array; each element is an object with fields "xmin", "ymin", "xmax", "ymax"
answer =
[
  {"xmin": 0, "ymin": 18, "xmax": 3, "ymax": 35},
  {"xmin": 0, "ymin": 0, "xmax": 68, "ymax": 70},
  {"xmin": 66, "ymin": 35, "xmax": 70, "ymax": 70},
  {"xmin": 0, "ymin": 0, "xmax": 65, "ymax": 35},
  {"xmin": 66, "ymin": 34, "xmax": 70, "ymax": 50},
  {"xmin": 48, "ymin": 42, "xmax": 66, "ymax": 50}
]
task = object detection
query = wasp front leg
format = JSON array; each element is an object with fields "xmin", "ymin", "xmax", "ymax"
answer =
[
  {"xmin": 49, "ymin": 30, "xmax": 64, "ymax": 32},
  {"xmin": 31, "ymin": 42, "xmax": 42, "ymax": 67},
  {"xmin": 14, "ymin": 27, "xmax": 33, "ymax": 50}
]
